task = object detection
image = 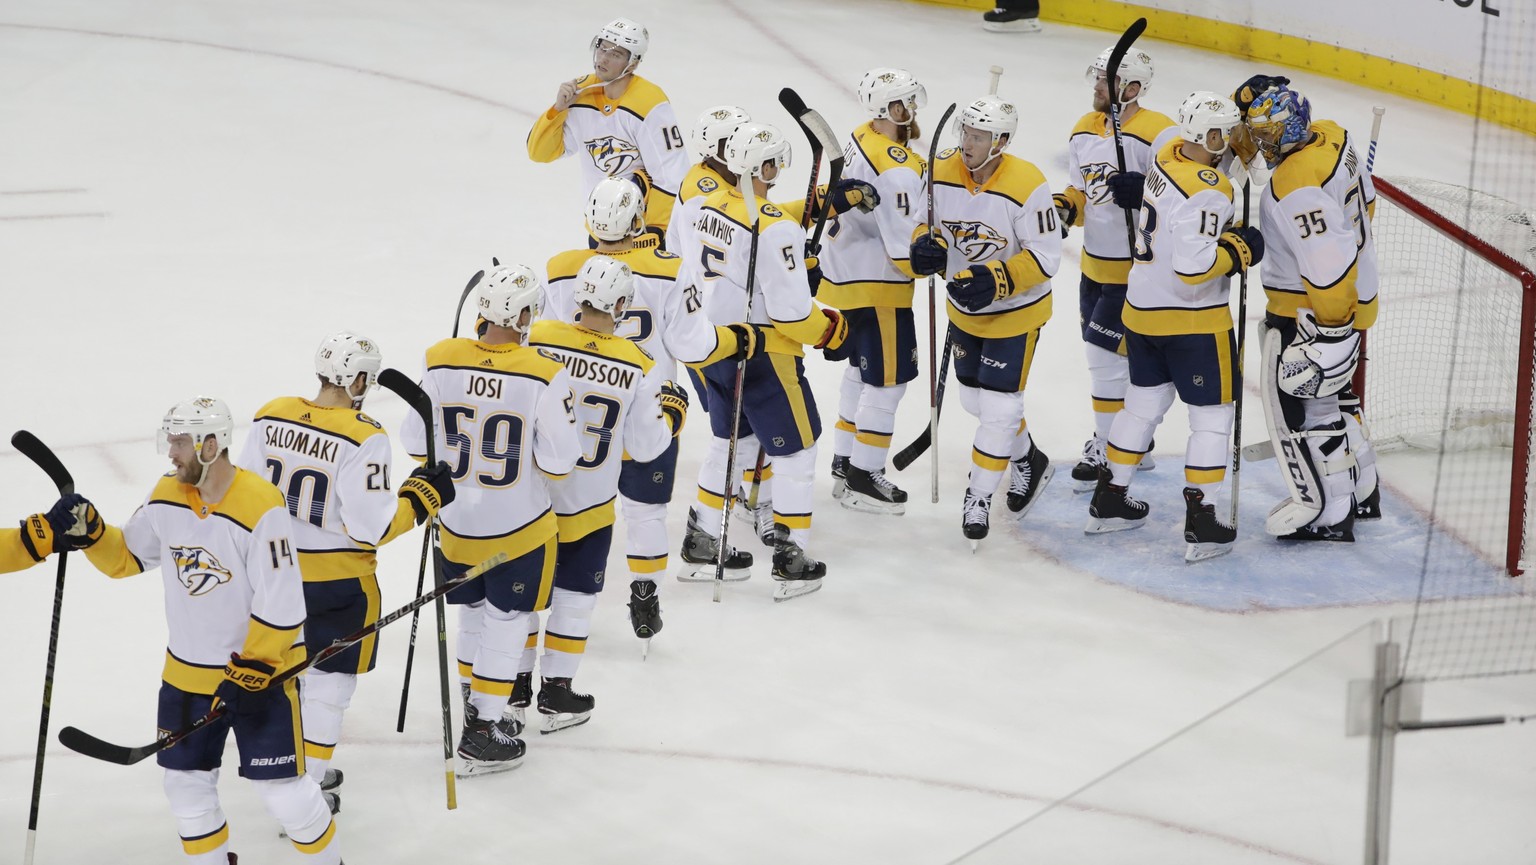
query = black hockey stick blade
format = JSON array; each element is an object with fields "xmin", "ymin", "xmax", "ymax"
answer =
[
  {"xmin": 1107, "ymin": 18, "xmax": 1148, "ymax": 77},
  {"xmin": 11, "ymin": 431, "xmax": 74, "ymax": 495},
  {"xmin": 891, "ymin": 428, "xmax": 930, "ymax": 472},
  {"xmin": 451, "ymin": 269, "xmax": 486, "ymax": 338}
]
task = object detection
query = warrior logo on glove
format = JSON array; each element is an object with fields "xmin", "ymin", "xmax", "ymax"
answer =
[
  {"xmin": 172, "ymin": 546, "xmax": 234, "ymax": 596},
  {"xmin": 941, "ymin": 219, "xmax": 1008, "ymax": 262}
]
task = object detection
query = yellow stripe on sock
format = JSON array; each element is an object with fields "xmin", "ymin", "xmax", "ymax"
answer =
[
  {"xmin": 697, "ymin": 486, "xmax": 726, "ymax": 510},
  {"xmin": 854, "ymin": 429, "xmax": 893, "ymax": 448},
  {"xmin": 1106, "ymin": 445, "xmax": 1146, "ymax": 466},
  {"xmin": 834, "ymin": 417, "xmax": 857, "ymax": 434},
  {"xmin": 290, "ymin": 817, "xmax": 336, "ymax": 854},
  {"xmin": 471, "ymin": 674, "xmax": 515, "ymax": 698},
  {"xmin": 971, "ymin": 447, "xmax": 1009, "ymax": 472},
  {"xmin": 543, "ymin": 633, "xmax": 588, "ymax": 655},
  {"xmin": 627, "ymin": 555, "xmax": 668, "ymax": 574},
  {"xmin": 524, "ymin": 632, "xmax": 538, "ymax": 649},
  {"xmin": 303, "ymin": 740, "xmax": 335, "ymax": 761},
  {"xmin": 182, "ymin": 823, "xmax": 229, "ymax": 856},
  {"xmin": 1092, "ymin": 397, "xmax": 1125, "ymax": 414},
  {"xmin": 1185, "ymin": 465, "xmax": 1227, "ymax": 485},
  {"xmin": 773, "ymin": 511, "xmax": 812, "ymax": 530},
  {"xmin": 456, "ymin": 660, "xmax": 473, "ymax": 680}
]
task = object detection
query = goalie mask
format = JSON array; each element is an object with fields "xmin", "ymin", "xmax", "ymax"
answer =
[
  {"xmin": 1245, "ymin": 85, "xmax": 1312, "ymax": 167},
  {"xmin": 1177, "ymin": 91, "xmax": 1242, "ymax": 156},
  {"xmin": 573, "ymin": 256, "xmax": 635, "ymax": 318},
  {"xmin": 314, "ymin": 331, "xmax": 383, "ymax": 403},
  {"xmin": 478, "ymin": 264, "xmax": 543, "ymax": 332},
  {"xmin": 586, "ymin": 176, "xmax": 646, "ymax": 242},
  {"xmin": 858, "ymin": 68, "xmax": 927, "ymax": 122},
  {"xmin": 724, "ymin": 123, "xmax": 792, "ymax": 180},
  {"xmin": 692, "ymin": 105, "xmax": 751, "ymax": 162}
]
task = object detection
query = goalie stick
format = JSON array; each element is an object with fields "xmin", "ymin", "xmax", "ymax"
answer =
[
  {"xmin": 58, "ymin": 549, "xmax": 510, "ymax": 767},
  {"xmin": 378, "ymin": 367, "xmax": 458, "ymax": 808},
  {"xmin": 13, "ymin": 431, "xmax": 73, "ymax": 865}
]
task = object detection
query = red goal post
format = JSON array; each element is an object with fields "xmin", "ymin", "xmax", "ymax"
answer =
[{"xmin": 1360, "ymin": 176, "xmax": 1536, "ymax": 577}]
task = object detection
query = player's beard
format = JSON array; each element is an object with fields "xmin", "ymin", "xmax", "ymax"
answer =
[
  {"xmin": 173, "ymin": 458, "xmax": 201, "ymax": 485},
  {"xmin": 1093, "ymin": 90, "xmax": 1110, "ymax": 114},
  {"xmin": 897, "ymin": 118, "xmax": 921, "ymax": 144}
]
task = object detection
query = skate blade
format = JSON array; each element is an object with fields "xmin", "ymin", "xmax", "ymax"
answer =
[
  {"xmin": 1185, "ymin": 542, "xmax": 1234, "ymax": 563},
  {"xmin": 676, "ymin": 565, "xmax": 750, "ymax": 583},
  {"xmin": 830, "ymin": 480, "xmax": 848, "ymax": 500},
  {"xmin": 1137, "ymin": 455, "xmax": 1156, "ymax": 471},
  {"xmin": 773, "ymin": 580, "xmax": 823, "ymax": 602},
  {"xmin": 968, "ymin": 537, "xmax": 981, "ymax": 553},
  {"xmin": 455, "ymin": 756, "xmax": 525, "ymax": 778},
  {"xmin": 1084, "ymin": 517, "xmax": 1146, "ymax": 534},
  {"xmin": 640, "ymin": 637, "xmax": 650, "ymax": 661},
  {"xmin": 539, "ymin": 711, "xmax": 592, "ymax": 734},
  {"xmin": 839, "ymin": 493, "xmax": 906, "ymax": 515},
  {"xmin": 982, "ymin": 19, "xmax": 1042, "ymax": 33},
  {"xmin": 1070, "ymin": 476, "xmax": 1097, "ymax": 494},
  {"xmin": 1007, "ymin": 467, "xmax": 1055, "ymax": 518}
]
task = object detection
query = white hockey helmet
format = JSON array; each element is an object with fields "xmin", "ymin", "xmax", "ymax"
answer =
[
  {"xmin": 1177, "ymin": 91, "xmax": 1242, "ymax": 155},
  {"xmin": 723, "ymin": 122, "xmax": 792, "ymax": 179},
  {"xmin": 586, "ymin": 176, "xmax": 646, "ymax": 242},
  {"xmin": 477, "ymin": 263, "xmax": 542, "ymax": 331},
  {"xmin": 957, "ymin": 95, "xmax": 1018, "ymax": 156},
  {"xmin": 858, "ymin": 68, "xmax": 927, "ymax": 121},
  {"xmin": 1086, "ymin": 46, "xmax": 1154, "ymax": 101},
  {"xmin": 314, "ymin": 330, "xmax": 383, "ymax": 394},
  {"xmin": 573, "ymin": 256, "xmax": 635, "ymax": 317},
  {"xmin": 591, "ymin": 17, "xmax": 648, "ymax": 73},
  {"xmin": 692, "ymin": 105, "xmax": 751, "ymax": 162},
  {"xmin": 157, "ymin": 396, "xmax": 234, "ymax": 458}
]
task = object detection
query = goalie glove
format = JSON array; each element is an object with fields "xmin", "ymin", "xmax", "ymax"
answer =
[
  {"xmin": 1279, "ymin": 309, "xmax": 1360, "ymax": 399},
  {"xmin": 947, "ymin": 262, "xmax": 1009, "ymax": 312}
]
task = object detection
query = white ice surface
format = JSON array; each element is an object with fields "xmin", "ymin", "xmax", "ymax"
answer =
[{"xmin": 1, "ymin": 1, "xmax": 1533, "ymax": 863}]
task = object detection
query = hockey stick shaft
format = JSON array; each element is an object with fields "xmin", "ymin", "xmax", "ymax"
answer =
[
  {"xmin": 893, "ymin": 329, "xmax": 952, "ymax": 472},
  {"xmin": 1105, "ymin": 19, "xmax": 1148, "ymax": 256},
  {"xmin": 716, "ymin": 178, "xmax": 762, "ymax": 602},
  {"xmin": 376, "ymin": 369, "xmax": 457, "ymax": 809},
  {"xmin": 745, "ymin": 448, "xmax": 767, "ymax": 510},
  {"xmin": 1229, "ymin": 181, "xmax": 1252, "ymax": 530},
  {"xmin": 1367, "ymin": 106, "xmax": 1386, "ymax": 172},
  {"xmin": 58, "ymin": 550, "xmax": 508, "ymax": 766},
  {"xmin": 13, "ymin": 431, "xmax": 73, "ymax": 865}
]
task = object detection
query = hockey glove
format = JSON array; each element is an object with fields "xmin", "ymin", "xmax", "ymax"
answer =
[
  {"xmin": 947, "ymin": 262, "xmax": 1009, "ymax": 312},
  {"xmin": 1052, "ymin": 193, "xmax": 1078, "ymax": 236},
  {"xmin": 44, "ymin": 493, "xmax": 103, "ymax": 551},
  {"xmin": 725, "ymin": 323, "xmax": 763, "ymax": 360},
  {"xmin": 1280, "ymin": 309, "xmax": 1360, "ymax": 399},
  {"xmin": 909, "ymin": 232, "xmax": 949, "ymax": 277},
  {"xmin": 826, "ymin": 179, "xmax": 880, "ymax": 215},
  {"xmin": 1107, "ymin": 171, "xmax": 1145, "ymax": 211},
  {"xmin": 816, "ymin": 307, "xmax": 852, "ymax": 360},
  {"xmin": 214, "ymin": 653, "xmax": 278, "ymax": 715},
  {"xmin": 400, "ymin": 460, "xmax": 456, "ymax": 525},
  {"xmin": 1233, "ymin": 74, "xmax": 1291, "ymax": 112},
  {"xmin": 805, "ymin": 249, "xmax": 825, "ymax": 296},
  {"xmin": 1217, "ymin": 226, "xmax": 1265, "ymax": 275},
  {"xmin": 659, "ymin": 382, "xmax": 689, "ymax": 435}
]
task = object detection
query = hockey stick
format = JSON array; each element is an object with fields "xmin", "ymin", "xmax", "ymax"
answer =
[
  {"xmin": 58, "ymin": 549, "xmax": 508, "ymax": 767},
  {"xmin": 13, "ymin": 431, "xmax": 73, "ymax": 865},
  {"xmin": 377, "ymin": 368, "xmax": 457, "ymax": 809},
  {"xmin": 1105, "ymin": 18, "xmax": 1148, "ymax": 254},
  {"xmin": 778, "ymin": 88, "xmax": 845, "ymax": 254},
  {"xmin": 715, "ymin": 176, "xmax": 763, "ymax": 603},
  {"xmin": 1229, "ymin": 180, "xmax": 1252, "ymax": 530},
  {"xmin": 1367, "ymin": 106, "xmax": 1386, "ymax": 172},
  {"xmin": 398, "ymin": 267, "xmax": 485, "ymax": 735}
]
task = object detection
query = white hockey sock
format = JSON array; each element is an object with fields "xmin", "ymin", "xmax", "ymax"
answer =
[
  {"xmin": 1185, "ymin": 402, "xmax": 1234, "ymax": 498},
  {"xmin": 455, "ymin": 601, "xmax": 484, "ymax": 688},
  {"xmin": 541, "ymin": 588, "xmax": 597, "ymax": 680},
  {"xmin": 163, "ymin": 769, "xmax": 229, "ymax": 863},
  {"xmin": 1108, "ymin": 383, "xmax": 1173, "ymax": 486},
  {"xmin": 620, "ymin": 496, "xmax": 668, "ymax": 581},
  {"xmin": 517, "ymin": 610, "xmax": 540, "ymax": 676},
  {"xmin": 694, "ymin": 433, "xmax": 732, "ymax": 537},
  {"xmin": 770, "ymin": 446, "xmax": 817, "ymax": 548},
  {"xmin": 1010, "ymin": 419, "xmax": 1035, "ymax": 460},
  {"xmin": 834, "ymin": 365, "xmax": 861, "ymax": 459},
  {"xmin": 300, "ymin": 670, "xmax": 357, "ymax": 781},
  {"xmin": 970, "ymin": 389, "xmax": 1024, "ymax": 497},
  {"xmin": 852, "ymin": 382, "xmax": 906, "ymax": 472},
  {"xmin": 739, "ymin": 443, "xmax": 770, "ymax": 502},
  {"xmin": 469, "ymin": 605, "xmax": 529, "ymax": 718},
  {"xmin": 255, "ymin": 775, "xmax": 340, "ymax": 863},
  {"xmin": 1087, "ymin": 343, "xmax": 1129, "ymax": 441}
]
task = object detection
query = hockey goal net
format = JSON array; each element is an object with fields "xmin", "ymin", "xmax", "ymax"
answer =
[{"xmin": 1363, "ymin": 176, "xmax": 1536, "ymax": 577}]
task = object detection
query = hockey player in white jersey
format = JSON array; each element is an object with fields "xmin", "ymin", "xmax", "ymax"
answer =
[
  {"xmin": 1084, "ymin": 92, "xmax": 1262, "ymax": 561},
  {"xmin": 236, "ymin": 332, "xmax": 455, "ymax": 802},
  {"xmin": 1233, "ymin": 78, "xmax": 1380, "ymax": 540},
  {"xmin": 908, "ymin": 96, "xmax": 1062, "ymax": 547},
  {"xmin": 401, "ymin": 264, "xmax": 582, "ymax": 775},
  {"xmin": 545, "ymin": 177, "xmax": 758, "ymax": 654},
  {"xmin": 523, "ymin": 256, "xmax": 684, "ymax": 727},
  {"xmin": 1056, "ymin": 47, "xmax": 1180, "ymax": 490},
  {"xmin": 822, "ymin": 67, "xmax": 925, "ymax": 515},
  {"xmin": 64, "ymin": 397, "xmax": 342, "ymax": 863},
  {"xmin": 527, "ymin": 17, "xmax": 689, "ymax": 244}
]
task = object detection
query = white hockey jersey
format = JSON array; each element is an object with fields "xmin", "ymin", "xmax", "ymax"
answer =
[
  {"xmin": 399, "ymin": 338, "xmax": 581, "ymax": 567},
  {"xmin": 1061, "ymin": 108, "xmax": 1180, "ymax": 284},
  {"xmin": 527, "ymin": 74, "xmax": 690, "ymax": 231},
  {"xmin": 1124, "ymin": 141, "xmax": 1237, "ymax": 337},
  {"xmin": 819, "ymin": 122, "xmax": 926, "ymax": 310},
  {"xmin": 666, "ymin": 162, "xmax": 731, "ymax": 266},
  {"xmin": 83, "ymin": 469, "xmax": 307, "ymax": 694},
  {"xmin": 529, "ymin": 320, "xmax": 671, "ymax": 541},
  {"xmin": 1258, "ymin": 119, "xmax": 1379, "ymax": 329},
  {"xmin": 237, "ymin": 398, "xmax": 417, "ymax": 582},
  {"xmin": 929, "ymin": 150, "xmax": 1061, "ymax": 338}
]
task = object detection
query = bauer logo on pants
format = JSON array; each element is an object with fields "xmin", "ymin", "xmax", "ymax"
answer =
[{"xmin": 171, "ymin": 546, "xmax": 234, "ymax": 596}]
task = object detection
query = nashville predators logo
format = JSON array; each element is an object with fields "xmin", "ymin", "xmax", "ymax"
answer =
[
  {"xmin": 942, "ymin": 219, "xmax": 1008, "ymax": 263},
  {"xmin": 1081, "ymin": 162, "xmax": 1119, "ymax": 204},
  {"xmin": 171, "ymin": 546, "xmax": 234, "ymax": 596},
  {"xmin": 585, "ymin": 136, "xmax": 641, "ymax": 176},
  {"xmin": 697, "ymin": 177, "xmax": 719, "ymax": 194}
]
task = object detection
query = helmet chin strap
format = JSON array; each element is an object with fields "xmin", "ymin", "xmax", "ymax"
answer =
[{"xmin": 192, "ymin": 440, "xmax": 218, "ymax": 488}]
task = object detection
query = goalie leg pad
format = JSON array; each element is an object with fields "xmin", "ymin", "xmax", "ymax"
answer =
[{"xmin": 1262, "ymin": 326, "xmax": 1324, "ymax": 533}]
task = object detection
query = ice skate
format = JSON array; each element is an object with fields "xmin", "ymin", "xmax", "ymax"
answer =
[
  {"xmin": 538, "ymin": 677, "xmax": 594, "ymax": 733},
  {"xmin": 1085, "ymin": 467, "xmax": 1149, "ymax": 533},
  {"xmin": 841, "ymin": 465, "xmax": 907, "ymax": 515},
  {"xmin": 319, "ymin": 767, "xmax": 343, "ymax": 791},
  {"xmin": 771, "ymin": 536, "xmax": 825, "ymax": 602},
  {"xmin": 962, "ymin": 488, "xmax": 990, "ymax": 551},
  {"xmin": 456, "ymin": 702, "xmax": 526, "ymax": 777},
  {"xmin": 500, "ymin": 671, "xmax": 531, "ymax": 736},
  {"xmin": 1070, "ymin": 435, "xmax": 1106, "ymax": 493},
  {"xmin": 628, "ymin": 579, "xmax": 662, "ymax": 659},
  {"xmin": 830, "ymin": 453, "xmax": 850, "ymax": 500},
  {"xmin": 982, "ymin": 5, "xmax": 1042, "ymax": 32},
  {"xmin": 732, "ymin": 492, "xmax": 774, "ymax": 544},
  {"xmin": 1355, "ymin": 486, "xmax": 1382, "ymax": 520},
  {"xmin": 1183, "ymin": 488, "xmax": 1236, "ymax": 562},
  {"xmin": 1278, "ymin": 510, "xmax": 1355, "ymax": 542},
  {"xmin": 676, "ymin": 509, "xmax": 753, "ymax": 582},
  {"xmin": 1005, "ymin": 444, "xmax": 1053, "ymax": 517}
]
